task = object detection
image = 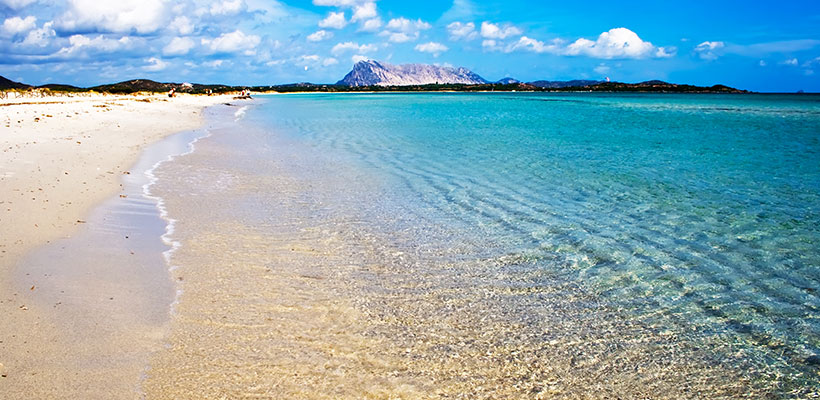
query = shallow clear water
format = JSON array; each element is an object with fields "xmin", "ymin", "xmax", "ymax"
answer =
[{"xmin": 153, "ymin": 93, "xmax": 820, "ymax": 398}]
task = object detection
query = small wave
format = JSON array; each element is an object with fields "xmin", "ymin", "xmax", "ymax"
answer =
[
  {"xmin": 141, "ymin": 129, "xmax": 212, "ymax": 316},
  {"xmin": 234, "ymin": 106, "xmax": 249, "ymax": 121}
]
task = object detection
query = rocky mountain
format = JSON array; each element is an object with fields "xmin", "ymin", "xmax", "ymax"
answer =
[
  {"xmin": 0, "ymin": 75, "xmax": 31, "ymax": 90},
  {"xmin": 337, "ymin": 60, "xmax": 488, "ymax": 86},
  {"xmin": 529, "ymin": 80, "xmax": 602, "ymax": 89}
]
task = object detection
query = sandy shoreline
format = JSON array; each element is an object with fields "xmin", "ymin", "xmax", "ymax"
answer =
[{"xmin": 0, "ymin": 93, "xmax": 233, "ymax": 397}]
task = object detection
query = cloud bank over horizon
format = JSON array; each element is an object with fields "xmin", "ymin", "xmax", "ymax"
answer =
[{"xmin": 1, "ymin": 0, "xmax": 818, "ymax": 91}]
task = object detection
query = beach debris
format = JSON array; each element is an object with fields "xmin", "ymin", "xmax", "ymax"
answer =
[
  {"xmin": 30, "ymin": 285, "xmax": 34, "ymax": 291},
  {"xmin": 19, "ymin": 305, "xmax": 27, "ymax": 310},
  {"xmin": 76, "ymin": 220, "xmax": 86, "ymax": 224},
  {"xmin": 119, "ymin": 194, "xmax": 127, "ymax": 198},
  {"xmin": 0, "ymin": 362, "xmax": 5, "ymax": 377}
]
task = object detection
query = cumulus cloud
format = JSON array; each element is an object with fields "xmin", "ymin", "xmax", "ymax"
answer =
[
  {"xmin": 381, "ymin": 17, "xmax": 431, "ymax": 43},
  {"xmin": 0, "ymin": 0, "xmax": 37, "ymax": 10},
  {"xmin": 359, "ymin": 18, "xmax": 382, "ymax": 32},
  {"xmin": 351, "ymin": 2, "xmax": 377, "ymax": 22},
  {"xmin": 210, "ymin": 0, "xmax": 245, "ymax": 16},
  {"xmin": 143, "ymin": 57, "xmax": 168, "ymax": 71},
  {"xmin": 57, "ymin": 0, "xmax": 169, "ymax": 34},
  {"xmin": 694, "ymin": 41, "xmax": 724, "ymax": 60},
  {"xmin": 447, "ymin": 21, "xmax": 477, "ymax": 41},
  {"xmin": 313, "ymin": 0, "xmax": 365, "ymax": 6},
  {"xmin": 506, "ymin": 36, "xmax": 563, "ymax": 54},
  {"xmin": 319, "ymin": 12, "xmax": 347, "ymax": 29},
  {"xmin": 480, "ymin": 22, "xmax": 521, "ymax": 40},
  {"xmin": 781, "ymin": 58, "xmax": 798, "ymax": 66},
  {"xmin": 55, "ymin": 34, "xmax": 138, "ymax": 57},
  {"xmin": 21, "ymin": 21, "xmax": 54, "ymax": 47},
  {"xmin": 2, "ymin": 16, "xmax": 36, "ymax": 36},
  {"xmin": 351, "ymin": 54, "xmax": 368, "ymax": 63},
  {"xmin": 322, "ymin": 57, "xmax": 338, "ymax": 66},
  {"xmin": 307, "ymin": 30, "xmax": 333, "ymax": 42},
  {"xmin": 169, "ymin": 16, "xmax": 194, "ymax": 35},
  {"xmin": 203, "ymin": 30, "xmax": 261, "ymax": 55},
  {"xmin": 565, "ymin": 28, "xmax": 673, "ymax": 59},
  {"xmin": 163, "ymin": 36, "xmax": 195, "ymax": 56},
  {"xmin": 414, "ymin": 42, "xmax": 448, "ymax": 57},
  {"xmin": 331, "ymin": 41, "xmax": 377, "ymax": 55}
]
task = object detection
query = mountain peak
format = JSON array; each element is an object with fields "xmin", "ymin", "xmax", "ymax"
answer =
[{"xmin": 338, "ymin": 60, "xmax": 488, "ymax": 86}]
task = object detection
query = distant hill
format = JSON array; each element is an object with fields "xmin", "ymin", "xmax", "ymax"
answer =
[
  {"xmin": 0, "ymin": 75, "xmax": 31, "ymax": 90},
  {"xmin": 338, "ymin": 60, "xmax": 488, "ymax": 86},
  {"xmin": 37, "ymin": 83, "xmax": 83, "ymax": 92},
  {"xmin": 529, "ymin": 80, "xmax": 602, "ymax": 89},
  {"xmin": 590, "ymin": 81, "xmax": 747, "ymax": 93},
  {"xmin": 496, "ymin": 77, "xmax": 520, "ymax": 84},
  {"xmin": 89, "ymin": 79, "xmax": 235, "ymax": 94}
]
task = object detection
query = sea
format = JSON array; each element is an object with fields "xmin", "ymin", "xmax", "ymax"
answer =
[{"xmin": 142, "ymin": 92, "xmax": 819, "ymax": 398}]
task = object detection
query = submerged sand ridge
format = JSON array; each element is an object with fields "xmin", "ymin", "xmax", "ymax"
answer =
[{"xmin": 0, "ymin": 93, "xmax": 232, "ymax": 398}]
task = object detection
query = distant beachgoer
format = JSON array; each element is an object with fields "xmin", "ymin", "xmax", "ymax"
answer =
[{"xmin": 168, "ymin": 88, "xmax": 176, "ymax": 98}]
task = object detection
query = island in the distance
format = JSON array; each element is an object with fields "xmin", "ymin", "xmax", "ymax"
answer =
[{"xmin": 1, "ymin": 60, "xmax": 749, "ymax": 95}]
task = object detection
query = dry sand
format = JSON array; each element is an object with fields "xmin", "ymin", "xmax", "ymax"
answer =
[{"xmin": 0, "ymin": 92, "xmax": 231, "ymax": 398}]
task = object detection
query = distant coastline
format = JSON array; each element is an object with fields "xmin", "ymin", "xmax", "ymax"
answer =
[{"xmin": 1, "ymin": 77, "xmax": 753, "ymax": 96}]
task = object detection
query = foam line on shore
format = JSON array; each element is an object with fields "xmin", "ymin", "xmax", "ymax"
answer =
[{"xmin": 141, "ymin": 128, "xmax": 212, "ymax": 316}]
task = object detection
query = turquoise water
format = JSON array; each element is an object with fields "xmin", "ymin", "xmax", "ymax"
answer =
[{"xmin": 234, "ymin": 93, "xmax": 819, "ymax": 396}]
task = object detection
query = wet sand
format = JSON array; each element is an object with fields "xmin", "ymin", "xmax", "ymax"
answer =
[{"xmin": 0, "ymin": 93, "xmax": 231, "ymax": 398}]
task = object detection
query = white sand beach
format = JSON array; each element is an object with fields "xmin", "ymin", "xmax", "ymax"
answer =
[{"xmin": 0, "ymin": 93, "xmax": 232, "ymax": 398}]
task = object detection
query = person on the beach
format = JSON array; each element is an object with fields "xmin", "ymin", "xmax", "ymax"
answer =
[{"xmin": 168, "ymin": 88, "xmax": 175, "ymax": 98}]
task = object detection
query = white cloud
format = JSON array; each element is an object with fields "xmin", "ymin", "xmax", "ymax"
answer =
[
  {"xmin": 384, "ymin": 32, "xmax": 415, "ymax": 43},
  {"xmin": 143, "ymin": 57, "xmax": 168, "ymax": 71},
  {"xmin": 21, "ymin": 21, "xmax": 54, "ymax": 47},
  {"xmin": 203, "ymin": 30, "xmax": 261, "ymax": 54},
  {"xmin": 566, "ymin": 28, "xmax": 672, "ymax": 59},
  {"xmin": 322, "ymin": 57, "xmax": 338, "ymax": 66},
  {"xmin": 169, "ymin": 16, "xmax": 194, "ymax": 35},
  {"xmin": 480, "ymin": 21, "xmax": 522, "ymax": 40},
  {"xmin": 203, "ymin": 59, "xmax": 226, "ymax": 68},
  {"xmin": 506, "ymin": 36, "xmax": 563, "ymax": 54},
  {"xmin": 385, "ymin": 17, "xmax": 431, "ymax": 33},
  {"xmin": 759, "ymin": 60, "xmax": 767, "ymax": 67},
  {"xmin": 0, "ymin": 0, "xmax": 37, "ymax": 9},
  {"xmin": 307, "ymin": 29, "xmax": 333, "ymax": 42},
  {"xmin": 482, "ymin": 39, "xmax": 497, "ymax": 50},
  {"xmin": 415, "ymin": 42, "xmax": 448, "ymax": 57},
  {"xmin": 695, "ymin": 41, "xmax": 724, "ymax": 60},
  {"xmin": 319, "ymin": 12, "xmax": 347, "ymax": 29},
  {"xmin": 313, "ymin": 0, "xmax": 365, "ymax": 6},
  {"xmin": 381, "ymin": 17, "xmax": 431, "ymax": 43},
  {"xmin": 163, "ymin": 36, "xmax": 195, "ymax": 56},
  {"xmin": 56, "ymin": 34, "xmax": 136, "ymax": 56},
  {"xmin": 210, "ymin": 0, "xmax": 245, "ymax": 16},
  {"xmin": 352, "ymin": 54, "xmax": 368, "ymax": 63},
  {"xmin": 782, "ymin": 58, "xmax": 798, "ymax": 66},
  {"xmin": 57, "ymin": 0, "xmax": 169, "ymax": 34},
  {"xmin": 447, "ymin": 22, "xmax": 477, "ymax": 41},
  {"xmin": 331, "ymin": 41, "xmax": 377, "ymax": 55},
  {"xmin": 360, "ymin": 17, "xmax": 382, "ymax": 32},
  {"xmin": 351, "ymin": 2, "xmax": 377, "ymax": 22},
  {"xmin": 2, "ymin": 15, "xmax": 36, "ymax": 36}
]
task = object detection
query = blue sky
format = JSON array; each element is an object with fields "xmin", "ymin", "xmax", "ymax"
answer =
[{"xmin": 1, "ymin": 0, "xmax": 819, "ymax": 91}]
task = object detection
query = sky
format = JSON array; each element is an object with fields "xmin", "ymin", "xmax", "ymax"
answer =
[{"xmin": 1, "ymin": 0, "xmax": 819, "ymax": 92}]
